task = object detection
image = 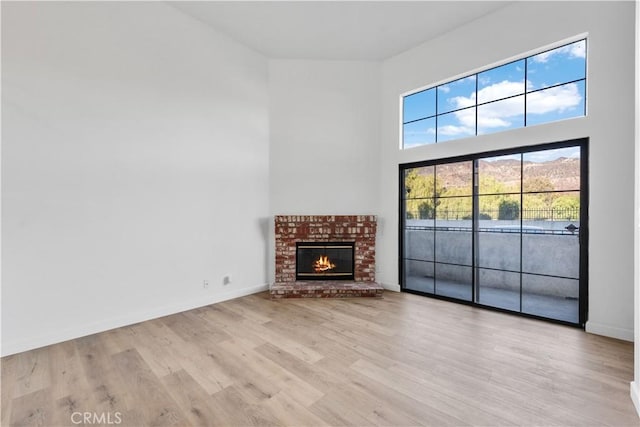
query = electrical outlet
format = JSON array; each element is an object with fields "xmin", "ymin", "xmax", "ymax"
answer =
[
  {"xmin": 203, "ymin": 280, "xmax": 209, "ymax": 289},
  {"xmin": 223, "ymin": 275, "xmax": 231, "ymax": 286}
]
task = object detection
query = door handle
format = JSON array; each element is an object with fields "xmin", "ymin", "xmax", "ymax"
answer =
[{"xmin": 565, "ymin": 224, "xmax": 579, "ymax": 233}]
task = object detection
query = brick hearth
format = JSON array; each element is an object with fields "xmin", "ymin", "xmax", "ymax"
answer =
[
  {"xmin": 271, "ymin": 215, "xmax": 383, "ymax": 299},
  {"xmin": 270, "ymin": 281, "xmax": 384, "ymax": 299}
]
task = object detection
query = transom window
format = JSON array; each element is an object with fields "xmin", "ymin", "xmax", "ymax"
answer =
[{"xmin": 402, "ymin": 39, "xmax": 587, "ymax": 149}]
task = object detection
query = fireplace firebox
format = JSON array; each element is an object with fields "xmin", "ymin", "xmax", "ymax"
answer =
[{"xmin": 296, "ymin": 242, "xmax": 355, "ymax": 281}]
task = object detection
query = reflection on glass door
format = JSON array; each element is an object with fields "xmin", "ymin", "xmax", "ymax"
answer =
[
  {"xmin": 401, "ymin": 140, "xmax": 587, "ymax": 326},
  {"xmin": 403, "ymin": 162, "xmax": 473, "ymax": 301},
  {"xmin": 520, "ymin": 147, "xmax": 582, "ymax": 323},
  {"xmin": 476, "ymin": 155, "xmax": 522, "ymax": 313},
  {"xmin": 434, "ymin": 162, "xmax": 473, "ymax": 301},
  {"xmin": 403, "ymin": 165, "xmax": 436, "ymax": 294}
]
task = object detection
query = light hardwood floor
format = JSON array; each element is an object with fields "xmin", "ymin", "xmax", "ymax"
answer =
[{"xmin": 2, "ymin": 291, "xmax": 639, "ymax": 426}]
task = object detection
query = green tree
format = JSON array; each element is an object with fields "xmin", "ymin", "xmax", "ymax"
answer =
[
  {"xmin": 404, "ymin": 169, "xmax": 444, "ymax": 219},
  {"xmin": 478, "ymin": 176, "xmax": 506, "ymax": 218},
  {"xmin": 553, "ymin": 195, "xmax": 580, "ymax": 220},
  {"xmin": 498, "ymin": 199, "xmax": 520, "ymax": 220},
  {"xmin": 479, "ymin": 175, "xmax": 506, "ymax": 195},
  {"xmin": 438, "ymin": 190, "xmax": 472, "ymax": 220},
  {"xmin": 523, "ymin": 177, "xmax": 555, "ymax": 219}
]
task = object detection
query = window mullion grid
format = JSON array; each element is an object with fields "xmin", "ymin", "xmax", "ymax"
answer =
[
  {"xmin": 524, "ymin": 59, "xmax": 528, "ymax": 127},
  {"xmin": 519, "ymin": 154, "xmax": 524, "ymax": 312},
  {"xmin": 402, "ymin": 38, "xmax": 586, "ymax": 148},
  {"xmin": 433, "ymin": 167, "xmax": 438, "ymax": 293},
  {"xmin": 475, "ymin": 76, "xmax": 478, "ymax": 136},
  {"xmin": 435, "ymin": 88, "xmax": 439, "ymax": 143},
  {"xmin": 583, "ymin": 38, "xmax": 588, "ymax": 117},
  {"xmin": 526, "ymin": 78, "xmax": 586, "ymax": 96}
]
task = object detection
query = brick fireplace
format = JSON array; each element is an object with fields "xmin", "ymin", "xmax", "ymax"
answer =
[{"xmin": 270, "ymin": 215, "xmax": 383, "ymax": 298}]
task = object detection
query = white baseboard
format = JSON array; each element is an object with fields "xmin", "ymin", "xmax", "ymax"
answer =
[
  {"xmin": 1, "ymin": 283, "xmax": 269, "ymax": 357},
  {"xmin": 631, "ymin": 381, "xmax": 640, "ymax": 418},
  {"xmin": 585, "ymin": 321, "xmax": 634, "ymax": 342},
  {"xmin": 382, "ymin": 283, "xmax": 401, "ymax": 292}
]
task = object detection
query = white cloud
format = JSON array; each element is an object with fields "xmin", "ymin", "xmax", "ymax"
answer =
[
  {"xmin": 449, "ymin": 81, "xmax": 522, "ymax": 131},
  {"xmin": 477, "ymin": 80, "xmax": 523, "ymax": 104},
  {"xmin": 570, "ymin": 41, "xmax": 586, "ymax": 58},
  {"xmin": 404, "ymin": 126, "xmax": 436, "ymax": 141},
  {"xmin": 451, "ymin": 108, "xmax": 475, "ymax": 128},
  {"xmin": 478, "ymin": 75, "xmax": 492, "ymax": 86},
  {"xmin": 531, "ymin": 40, "xmax": 586, "ymax": 64},
  {"xmin": 527, "ymin": 83, "xmax": 582, "ymax": 114},
  {"xmin": 442, "ymin": 79, "xmax": 582, "ymax": 133},
  {"xmin": 451, "ymin": 95, "xmax": 475, "ymax": 109},
  {"xmin": 439, "ymin": 76, "xmax": 476, "ymax": 96},
  {"xmin": 478, "ymin": 115, "xmax": 512, "ymax": 129},
  {"xmin": 438, "ymin": 124, "xmax": 474, "ymax": 136},
  {"xmin": 477, "ymin": 96, "xmax": 523, "ymax": 130}
]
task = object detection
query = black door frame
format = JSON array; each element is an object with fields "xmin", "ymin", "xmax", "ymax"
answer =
[{"xmin": 398, "ymin": 138, "xmax": 589, "ymax": 328}]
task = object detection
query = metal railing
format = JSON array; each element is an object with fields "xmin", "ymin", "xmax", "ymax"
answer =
[{"xmin": 406, "ymin": 207, "xmax": 580, "ymax": 221}]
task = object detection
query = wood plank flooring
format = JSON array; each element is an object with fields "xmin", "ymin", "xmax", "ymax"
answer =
[{"xmin": 2, "ymin": 291, "xmax": 638, "ymax": 426}]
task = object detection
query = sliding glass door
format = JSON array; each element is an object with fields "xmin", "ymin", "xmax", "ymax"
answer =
[
  {"xmin": 476, "ymin": 154, "xmax": 522, "ymax": 312},
  {"xmin": 400, "ymin": 140, "xmax": 587, "ymax": 326}
]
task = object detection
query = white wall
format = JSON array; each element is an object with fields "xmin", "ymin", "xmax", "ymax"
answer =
[
  {"xmin": 631, "ymin": 0, "xmax": 640, "ymax": 417},
  {"xmin": 268, "ymin": 60, "xmax": 380, "ymax": 215},
  {"xmin": 1, "ymin": 2, "xmax": 270, "ymax": 356},
  {"xmin": 268, "ymin": 60, "xmax": 381, "ymax": 282},
  {"xmin": 379, "ymin": 1, "xmax": 636, "ymax": 339}
]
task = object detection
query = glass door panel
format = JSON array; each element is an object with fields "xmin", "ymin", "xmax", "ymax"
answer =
[
  {"xmin": 476, "ymin": 269, "xmax": 520, "ymax": 311},
  {"xmin": 522, "ymin": 274, "xmax": 579, "ymax": 323},
  {"xmin": 403, "ymin": 166, "xmax": 436, "ymax": 293},
  {"xmin": 476, "ymin": 228, "xmax": 521, "ymax": 311},
  {"xmin": 435, "ymin": 264, "xmax": 473, "ymax": 301},
  {"xmin": 434, "ymin": 162, "xmax": 473, "ymax": 301},
  {"xmin": 404, "ymin": 259, "xmax": 435, "ymax": 294},
  {"xmin": 401, "ymin": 140, "xmax": 586, "ymax": 326},
  {"xmin": 520, "ymin": 225, "xmax": 580, "ymax": 279},
  {"xmin": 476, "ymin": 154, "xmax": 522, "ymax": 310},
  {"xmin": 478, "ymin": 155, "xmax": 522, "ymax": 194},
  {"xmin": 404, "ymin": 225, "xmax": 435, "ymax": 294},
  {"xmin": 520, "ymin": 147, "xmax": 581, "ymax": 322},
  {"xmin": 522, "ymin": 146, "xmax": 580, "ymax": 191}
]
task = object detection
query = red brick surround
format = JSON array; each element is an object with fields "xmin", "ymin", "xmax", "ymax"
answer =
[{"xmin": 274, "ymin": 215, "xmax": 377, "ymax": 283}]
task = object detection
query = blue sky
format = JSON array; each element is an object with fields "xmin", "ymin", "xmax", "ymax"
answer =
[{"xmin": 403, "ymin": 39, "xmax": 586, "ymax": 148}]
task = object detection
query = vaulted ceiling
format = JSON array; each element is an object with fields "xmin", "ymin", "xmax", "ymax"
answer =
[{"xmin": 169, "ymin": 1, "xmax": 513, "ymax": 61}]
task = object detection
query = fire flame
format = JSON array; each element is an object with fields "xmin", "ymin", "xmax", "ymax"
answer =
[{"xmin": 313, "ymin": 255, "xmax": 336, "ymax": 273}]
